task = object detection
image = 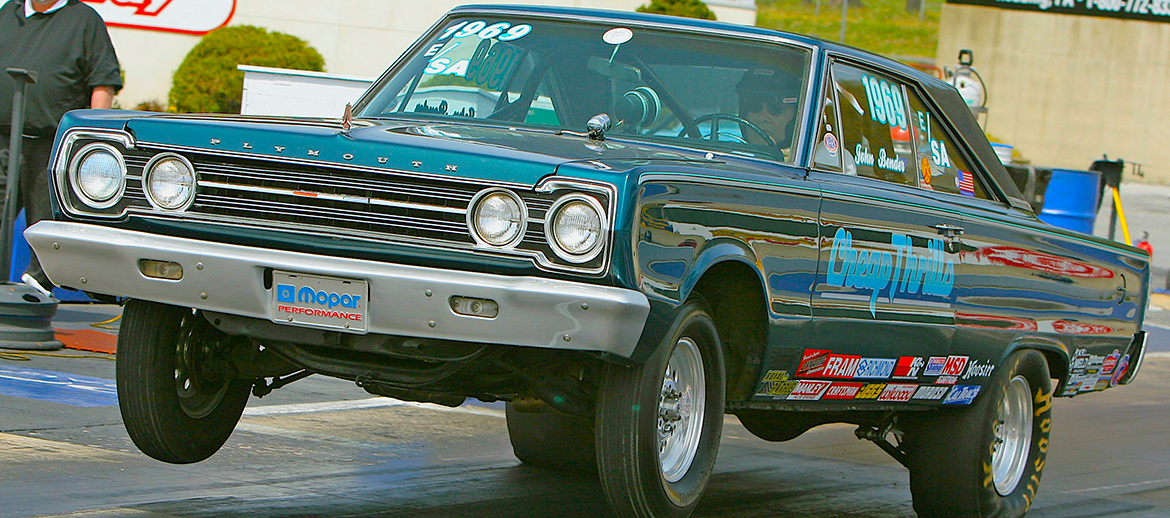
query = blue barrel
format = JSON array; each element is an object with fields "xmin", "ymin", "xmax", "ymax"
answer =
[{"xmin": 1038, "ymin": 169, "xmax": 1101, "ymax": 234}]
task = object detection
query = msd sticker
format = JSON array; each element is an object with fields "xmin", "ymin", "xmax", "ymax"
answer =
[
  {"xmin": 787, "ymin": 380, "xmax": 832, "ymax": 401},
  {"xmin": 877, "ymin": 384, "xmax": 917, "ymax": 402},
  {"xmin": 797, "ymin": 349, "xmax": 831, "ymax": 377},
  {"xmin": 940, "ymin": 356, "xmax": 969, "ymax": 376},
  {"xmin": 943, "ymin": 385, "xmax": 981, "ymax": 405}
]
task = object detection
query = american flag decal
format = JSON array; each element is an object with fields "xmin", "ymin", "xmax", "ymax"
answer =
[{"xmin": 958, "ymin": 170, "xmax": 976, "ymax": 197}]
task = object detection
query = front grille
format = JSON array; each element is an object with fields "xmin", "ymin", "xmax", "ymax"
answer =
[{"xmin": 61, "ymin": 135, "xmax": 611, "ymax": 275}]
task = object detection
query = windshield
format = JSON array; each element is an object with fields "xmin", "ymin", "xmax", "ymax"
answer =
[{"xmin": 358, "ymin": 15, "xmax": 813, "ymax": 162}]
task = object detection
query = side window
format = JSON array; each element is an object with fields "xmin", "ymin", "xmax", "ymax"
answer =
[
  {"xmin": 830, "ymin": 63, "xmax": 916, "ymax": 187},
  {"xmin": 905, "ymin": 92, "xmax": 991, "ymax": 200}
]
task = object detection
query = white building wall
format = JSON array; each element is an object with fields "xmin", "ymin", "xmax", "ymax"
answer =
[{"xmin": 105, "ymin": 0, "xmax": 757, "ymax": 109}]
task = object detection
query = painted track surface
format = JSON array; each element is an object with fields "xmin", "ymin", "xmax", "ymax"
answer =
[{"xmin": 2, "ymin": 346, "xmax": 1169, "ymax": 518}]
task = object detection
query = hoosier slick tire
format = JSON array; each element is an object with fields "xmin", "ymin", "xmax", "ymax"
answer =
[
  {"xmin": 117, "ymin": 300, "xmax": 251, "ymax": 464},
  {"xmin": 595, "ymin": 298, "xmax": 726, "ymax": 518},
  {"xmin": 506, "ymin": 401, "xmax": 597, "ymax": 472},
  {"xmin": 904, "ymin": 349, "xmax": 1053, "ymax": 518}
]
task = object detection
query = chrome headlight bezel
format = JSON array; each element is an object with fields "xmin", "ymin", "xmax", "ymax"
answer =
[
  {"xmin": 467, "ymin": 188, "xmax": 528, "ymax": 248},
  {"xmin": 143, "ymin": 152, "xmax": 197, "ymax": 212},
  {"xmin": 544, "ymin": 193, "xmax": 607, "ymax": 264},
  {"xmin": 67, "ymin": 142, "xmax": 126, "ymax": 209}
]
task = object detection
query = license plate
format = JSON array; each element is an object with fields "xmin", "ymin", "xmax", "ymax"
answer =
[{"xmin": 271, "ymin": 271, "xmax": 368, "ymax": 333}]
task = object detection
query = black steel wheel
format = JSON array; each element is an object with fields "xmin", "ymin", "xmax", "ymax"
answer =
[
  {"xmin": 117, "ymin": 300, "xmax": 251, "ymax": 464},
  {"xmin": 595, "ymin": 298, "xmax": 725, "ymax": 518},
  {"xmin": 904, "ymin": 349, "xmax": 1053, "ymax": 518},
  {"xmin": 506, "ymin": 400, "xmax": 596, "ymax": 472}
]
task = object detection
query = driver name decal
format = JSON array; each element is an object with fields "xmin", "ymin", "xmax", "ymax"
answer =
[{"xmin": 825, "ymin": 227, "xmax": 955, "ymax": 316}]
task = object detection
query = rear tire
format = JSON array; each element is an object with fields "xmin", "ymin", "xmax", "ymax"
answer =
[
  {"xmin": 506, "ymin": 400, "xmax": 596, "ymax": 472},
  {"xmin": 117, "ymin": 300, "xmax": 251, "ymax": 464},
  {"xmin": 595, "ymin": 298, "xmax": 725, "ymax": 518},
  {"xmin": 904, "ymin": 349, "xmax": 1053, "ymax": 518}
]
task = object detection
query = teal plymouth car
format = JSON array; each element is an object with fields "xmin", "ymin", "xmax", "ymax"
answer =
[{"xmin": 26, "ymin": 5, "xmax": 1152, "ymax": 518}]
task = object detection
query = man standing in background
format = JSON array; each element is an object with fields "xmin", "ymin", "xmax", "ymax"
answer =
[{"xmin": 0, "ymin": 0, "xmax": 122, "ymax": 296}]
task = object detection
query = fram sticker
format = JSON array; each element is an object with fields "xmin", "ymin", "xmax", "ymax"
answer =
[
  {"xmin": 943, "ymin": 385, "xmax": 981, "ymax": 405},
  {"xmin": 787, "ymin": 380, "xmax": 832, "ymax": 401},
  {"xmin": 893, "ymin": 357, "xmax": 925, "ymax": 379},
  {"xmin": 823, "ymin": 382, "xmax": 863, "ymax": 399},
  {"xmin": 877, "ymin": 384, "xmax": 917, "ymax": 402},
  {"xmin": 822, "ymin": 354, "xmax": 862, "ymax": 378},
  {"xmin": 797, "ymin": 349, "xmax": 831, "ymax": 377}
]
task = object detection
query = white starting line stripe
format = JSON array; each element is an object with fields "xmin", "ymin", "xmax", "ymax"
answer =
[{"xmin": 244, "ymin": 397, "xmax": 504, "ymax": 418}]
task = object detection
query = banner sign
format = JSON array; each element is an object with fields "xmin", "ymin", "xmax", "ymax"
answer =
[
  {"xmin": 81, "ymin": 0, "xmax": 237, "ymax": 35},
  {"xmin": 947, "ymin": 0, "xmax": 1170, "ymax": 23}
]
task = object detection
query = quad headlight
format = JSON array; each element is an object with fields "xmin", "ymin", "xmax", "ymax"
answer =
[
  {"xmin": 469, "ymin": 189, "xmax": 526, "ymax": 247},
  {"xmin": 144, "ymin": 153, "xmax": 196, "ymax": 211},
  {"xmin": 546, "ymin": 194, "xmax": 605, "ymax": 263},
  {"xmin": 69, "ymin": 143, "xmax": 125, "ymax": 208}
]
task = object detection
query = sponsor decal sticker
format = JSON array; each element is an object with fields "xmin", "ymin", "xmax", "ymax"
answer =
[
  {"xmin": 923, "ymin": 356, "xmax": 947, "ymax": 376},
  {"xmin": 936, "ymin": 375, "xmax": 958, "ymax": 385},
  {"xmin": 940, "ymin": 356, "xmax": 969, "ymax": 376},
  {"xmin": 962, "ymin": 360, "xmax": 996, "ymax": 380},
  {"xmin": 797, "ymin": 349, "xmax": 831, "ymax": 377},
  {"xmin": 823, "ymin": 354, "xmax": 863, "ymax": 378},
  {"xmin": 823, "ymin": 382, "xmax": 864, "ymax": 399},
  {"xmin": 767, "ymin": 381, "xmax": 799, "ymax": 399},
  {"xmin": 893, "ymin": 356, "xmax": 925, "ymax": 379},
  {"xmin": 943, "ymin": 385, "xmax": 981, "ymax": 405},
  {"xmin": 854, "ymin": 358, "xmax": 897, "ymax": 379},
  {"xmin": 1111, "ymin": 355, "xmax": 1130, "ymax": 387},
  {"xmin": 855, "ymin": 383, "xmax": 886, "ymax": 399},
  {"xmin": 877, "ymin": 383, "xmax": 917, "ymax": 402},
  {"xmin": 1101, "ymin": 349, "xmax": 1121, "ymax": 375},
  {"xmin": 912, "ymin": 385, "xmax": 950, "ymax": 400},
  {"xmin": 787, "ymin": 380, "xmax": 833, "ymax": 401},
  {"xmin": 754, "ymin": 370, "xmax": 791, "ymax": 397}
]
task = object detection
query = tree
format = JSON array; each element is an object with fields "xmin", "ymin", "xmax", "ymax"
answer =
[
  {"xmin": 636, "ymin": 0, "xmax": 717, "ymax": 20},
  {"xmin": 169, "ymin": 25, "xmax": 324, "ymax": 114}
]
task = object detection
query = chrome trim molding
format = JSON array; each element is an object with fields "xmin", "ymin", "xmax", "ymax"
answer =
[{"xmin": 27, "ymin": 221, "xmax": 650, "ymax": 358}]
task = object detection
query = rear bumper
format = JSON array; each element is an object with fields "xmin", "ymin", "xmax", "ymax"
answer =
[{"xmin": 25, "ymin": 221, "xmax": 650, "ymax": 357}]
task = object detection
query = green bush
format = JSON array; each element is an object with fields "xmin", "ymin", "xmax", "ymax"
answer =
[
  {"xmin": 169, "ymin": 25, "xmax": 325, "ymax": 114},
  {"xmin": 636, "ymin": 0, "xmax": 717, "ymax": 20}
]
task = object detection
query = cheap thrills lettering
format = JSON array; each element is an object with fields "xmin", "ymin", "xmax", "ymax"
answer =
[
  {"xmin": 826, "ymin": 228, "xmax": 955, "ymax": 316},
  {"xmin": 854, "ymin": 145, "xmax": 907, "ymax": 173}
]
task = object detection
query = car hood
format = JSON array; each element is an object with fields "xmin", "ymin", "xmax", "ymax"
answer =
[{"xmin": 122, "ymin": 114, "xmax": 719, "ymax": 186}]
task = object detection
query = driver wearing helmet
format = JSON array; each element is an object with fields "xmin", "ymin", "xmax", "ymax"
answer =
[{"xmin": 736, "ymin": 69, "xmax": 800, "ymax": 152}]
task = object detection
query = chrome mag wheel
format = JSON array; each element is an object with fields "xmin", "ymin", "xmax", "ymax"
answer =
[
  {"xmin": 992, "ymin": 375, "xmax": 1033, "ymax": 496},
  {"xmin": 658, "ymin": 336, "xmax": 706, "ymax": 483}
]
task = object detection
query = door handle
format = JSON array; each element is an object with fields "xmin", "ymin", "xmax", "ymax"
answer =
[{"xmin": 932, "ymin": 224, "xmax": 965, "ymax": 238}]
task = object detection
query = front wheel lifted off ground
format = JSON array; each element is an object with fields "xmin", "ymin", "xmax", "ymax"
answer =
[
  {"xmin": 595, "ymin": 298, "xmax": 726, "ymax": 518},
  {"xmin": 117, "ymin": 299, "xmax": 251, "ymax": 464},
  {"xmin": 904, "ymin": 349, "xmax": 1053, "ymax": 518}
]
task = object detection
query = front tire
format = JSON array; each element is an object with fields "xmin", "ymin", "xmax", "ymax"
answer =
[
  {"xmin": 117, "ymin": 300, "xmax": 251, "ymax": 464},
  {"xmin": 506, "ymin": 400, "xmax": 596, "ymax": 472},
  {"xmin": 595, "ymin": 298, "xmax": 725, "ymax": 518},
  {"xmin": 904, "ymin": 349, "xmax": 1053, "ymax": 518}
]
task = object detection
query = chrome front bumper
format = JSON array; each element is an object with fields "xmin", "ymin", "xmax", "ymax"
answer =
[{"xmin": 26, "ymin": 221, "xmax": 650, "ymax": 357}]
